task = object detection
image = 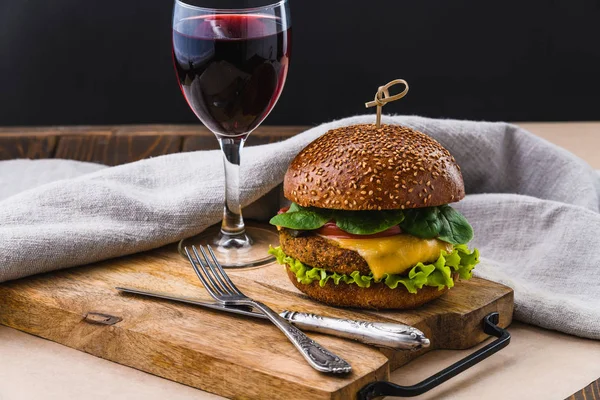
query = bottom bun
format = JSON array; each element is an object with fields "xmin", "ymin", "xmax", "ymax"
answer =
[{"xmin": 285, "ymin": 266, "xmax": 454, "ymax": 310}]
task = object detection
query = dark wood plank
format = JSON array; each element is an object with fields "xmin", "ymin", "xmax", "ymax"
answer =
[
  {"xmin": 0, "ymin": 126, "xmax": 117, "ymax": 137},
  {"xmin": 247, "ymin": 125, "xmax": 307, "ymax": 146},
  {"xmin": 0, "ymin": 125, "xmax": 308, "ymax": 164},
  {"xmin": 565, "ymin": 379, "xmax": 600, "ymax": 400},
  {"xmin": 0, "ymin": 125, "xmax": 308, "ymax": 138},
  {"xmin": 181, "ymin": 133, "xmax": 220, "ymax": 151},
  {"xmin": 0, "ymin": 135, "xmax": 57, "ymax": 160},
  {"xmin": 52, "ymin": 131, "xmax": 112, "ymax": 163},
  {"xmin": 113, "ymin": 125, "xmax": 207, "ymax": 136},
  {"xmin": 54, "ymin": 133, "xmax": 183, "ymax": 166},
  {"xmin": 0, "ymin": 127, "xmax": 65, "ymax": 137},
  {"xmin": 182, "ymin": 125, "xmax": 307, "ymax": 152}
]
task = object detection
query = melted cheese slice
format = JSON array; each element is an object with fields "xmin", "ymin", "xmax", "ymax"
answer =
[{"xmin": 325, "ymin": 234, "xmax": 453, "ymax": 280}]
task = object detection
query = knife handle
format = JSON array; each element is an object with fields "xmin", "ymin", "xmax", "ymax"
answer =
[{"xmin": 280, "ymin": 311, "xmax": 430, "ymax": 350}]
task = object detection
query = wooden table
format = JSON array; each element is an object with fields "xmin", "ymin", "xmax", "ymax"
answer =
[{"xmin": 0, "ymin": 122, "xmax": 599, "ymax": 400}]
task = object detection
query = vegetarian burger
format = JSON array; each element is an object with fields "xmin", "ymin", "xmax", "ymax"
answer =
[{"xmin": 269, "ymin": 124, "xmax": 479, "ymax": 309}]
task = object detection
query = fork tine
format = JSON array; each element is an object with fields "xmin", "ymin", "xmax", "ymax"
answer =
[
  {"xmin": 198, "ymin": 246, "xmax": 235, "ymax": 295},
  {"xmin": 191, "ymin": 246, "xmax": 227, "ymax": 296},
  {"xmin": 206, "ymin": 245, "xmax": 243, "ymax": 296},
  {"xmin": 184, "ymin": 246, "xmax": 222, "ymax": 300}
]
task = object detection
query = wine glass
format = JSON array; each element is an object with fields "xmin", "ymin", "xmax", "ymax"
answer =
[{"xmin": 172, "ymin": 0, "xmax": 291, "ymax": 267}]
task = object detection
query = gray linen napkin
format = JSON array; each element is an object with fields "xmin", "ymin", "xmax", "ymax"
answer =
[{"xmin": 1, "ymin": 115, "xmax": 599, "ymax": 339}]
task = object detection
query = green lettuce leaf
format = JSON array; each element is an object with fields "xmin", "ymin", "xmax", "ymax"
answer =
[{"xmin": 269, "ymin": 245, "xmax": 479, "ymax": 294}]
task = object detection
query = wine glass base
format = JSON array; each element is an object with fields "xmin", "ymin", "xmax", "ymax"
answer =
[{"xmin": 178, "ymin": 224, "xmax": 279, "ymax": 268}]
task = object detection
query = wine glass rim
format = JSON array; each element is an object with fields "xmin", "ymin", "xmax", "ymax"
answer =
[{"xmin": 176, "ymin": 0, "xmax": 287, "ymax": 13}]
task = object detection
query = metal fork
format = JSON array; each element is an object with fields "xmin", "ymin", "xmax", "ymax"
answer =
[{"xmin": 184, "ymin": 245, "xmax": 352, "ymax": 374}]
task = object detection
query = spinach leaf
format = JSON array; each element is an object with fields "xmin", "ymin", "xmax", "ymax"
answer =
[
  {"xmin": 334, "ymin": 210, "xmax": 405, "ymax": 235},
  {"xmin": 269, "ymin": 205, "xmax": 331, "ymax": 230},
  {"xmin": 399, "ymin": 207, "xmax": 442, "ymax": 238},
  {"xmin": 288, "ymin": 202, "xmax": 302, "ymax": 212},
  {"xmin": 270, "ymin": 203, "xmax": 404, "ymax": 234},
  {"xmin": 399, "ymin": 205, "xmax": 473, "ymax": 244},
  {"xmin": 437, "ymin": 205, "xmax": 474, "ymax": 245},
  {"xmin": 270, "ymin": 202, "xmax": 473, "ymax": 243}
]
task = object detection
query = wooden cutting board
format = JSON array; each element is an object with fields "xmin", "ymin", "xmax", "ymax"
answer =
[{"xmin": 0, "ymin": 244, "xmax": 513, "ymax": 400}]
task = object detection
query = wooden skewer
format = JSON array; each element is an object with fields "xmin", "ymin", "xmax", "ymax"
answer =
[{"xmin": 365, "ymin": 79, "xmax": 409, "ymax": 128}]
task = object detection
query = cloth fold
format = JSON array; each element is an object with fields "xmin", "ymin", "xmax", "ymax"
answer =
[{"xmin": 1, "ymin": 115, "xmax": 599, "ymax": 339}]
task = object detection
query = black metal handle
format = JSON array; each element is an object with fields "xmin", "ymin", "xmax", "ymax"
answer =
[{"xmin": 357, "ymin": 312, "xmax": 510, "ymax": 399}]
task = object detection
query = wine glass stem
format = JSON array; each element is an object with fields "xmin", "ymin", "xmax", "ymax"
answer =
[{"xmin": 218, "ymin": 136, "xmax": 247, "ymax": 237}]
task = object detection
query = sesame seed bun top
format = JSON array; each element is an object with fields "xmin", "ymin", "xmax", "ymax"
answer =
[{"xmin": 283, "ymin": 124, "xmax": 465, "ymax": 210}]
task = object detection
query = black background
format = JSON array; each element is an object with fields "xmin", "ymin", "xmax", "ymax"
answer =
[{"xmin": 1, "ymin": 0, "xmax": 599, "ymax": 126}]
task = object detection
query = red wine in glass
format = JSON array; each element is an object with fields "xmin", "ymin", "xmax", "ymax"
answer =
[{"xmin": 173, "ymin": 14, "xmax": 291, "ymax": 136}]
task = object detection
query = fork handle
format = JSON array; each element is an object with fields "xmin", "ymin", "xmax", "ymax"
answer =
[{"xmin": 250, "ymin": 301, "xmax": 352, "ymax": 374}]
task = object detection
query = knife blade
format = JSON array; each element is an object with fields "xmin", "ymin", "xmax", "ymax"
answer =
[{"xmin": 116, "ymin": 286, "xmax": 430, "ymax": 350}]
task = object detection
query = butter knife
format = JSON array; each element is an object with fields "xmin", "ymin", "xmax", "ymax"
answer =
[{"xmin": 116, "ymin": 286, "xmax": 430, "ymax": 350}]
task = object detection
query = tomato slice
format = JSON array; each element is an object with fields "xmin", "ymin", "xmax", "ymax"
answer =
[
  {"xmin": 277, "ymin": 207, "xmax": 290, "ymax": 214},
  {"xmin": 316, "ymin": 222, "xmax": 402, "ymax": 239}
]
